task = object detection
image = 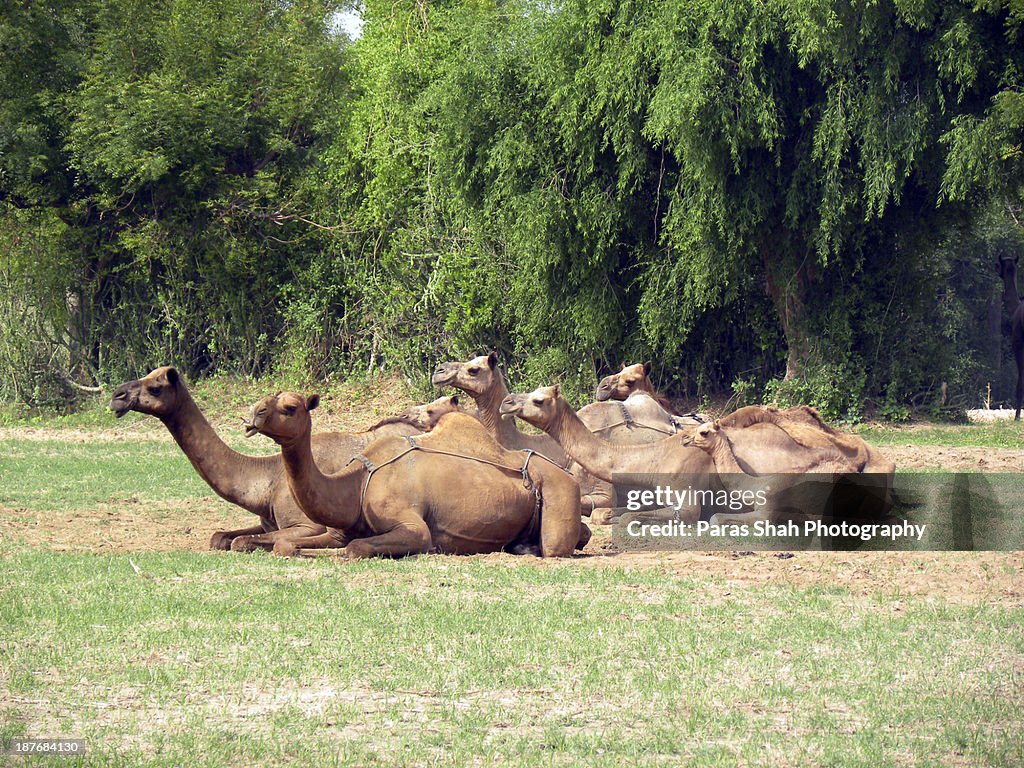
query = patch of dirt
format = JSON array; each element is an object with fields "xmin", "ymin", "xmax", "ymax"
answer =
[
  {"xmin": 1, "ymin": 423, "xmax": 1021, "ymax": 606},
  {"xmin": 884, "ymin": 445, "xmax": 1024, "ymax": 471},
  {"xmin": 2, "ymin": 496, "xmax": 1020, "ymax": 607}
]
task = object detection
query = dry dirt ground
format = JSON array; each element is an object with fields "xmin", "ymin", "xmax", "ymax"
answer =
[{"xmin": 1, "ymin": 425, "xmax": 1022, "ymax": 607}]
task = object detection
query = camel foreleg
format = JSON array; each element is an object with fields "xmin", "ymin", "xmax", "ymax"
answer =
[
  {"xmin": 273, "ymin": 529, "xmax": 349, "ymax": 557},
  {"xmin": 229, "ymin": 525, "xmax": 325, "ymax": 553},
  {"xmin": 210, "ymin": 524, "xmax": 266, "ymax": 550},
  {"xmin": 344, "ymin": 518, "xmax": 433, "ymax": 559},
  {"xmin": 533, "ymin": 466, "xmax": 584, "ymax": 557}
]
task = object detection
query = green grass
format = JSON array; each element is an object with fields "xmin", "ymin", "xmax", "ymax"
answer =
[
  {"xmin": 1, "ymin": 422, "xmax": 1022, "ymax": 765},
  {"xmin": 857, "ymin": 420, "xmax": 1024, "ymax": 448},
  {"xmin": 0, "ymin": 438, "xmax": 277, "ymax": 512},
  {"xmin": 1, "ymin": 550, "xmax": 1021, "ymax": 767}
]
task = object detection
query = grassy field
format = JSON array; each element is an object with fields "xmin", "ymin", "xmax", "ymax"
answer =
[{"xmin": 1, "ymin": 384, "xmax": 1022, "ymax": 766}]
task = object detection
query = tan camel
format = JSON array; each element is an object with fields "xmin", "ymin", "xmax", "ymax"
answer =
[
  {"xmin": 109, "ymin": 366, "xmax": 422, "ymax": 552},
  {"xmin": 431, "ymin": 353, "xmax": 617, "ymax": 515},
  {"xmin": 595, "ymin": 361, "xmax": 681, "ymax": 413},
  {"xmin": 688, "ymin": 421, "xmax": 861, "ymax": 527},
  {"xmin": 596, "ymin": 361, "xmax": 711, "ymax": 426},
  {"xmin": 245, "ymin": 393, "xmax": 586, "ymax": 558},
  {"xmin": 500, "ymin": 385, "xmax": 888, "ymax": 521},
  {"xmin": 367, "ymin": 395, "xmax": 463, "ymax": 432}
]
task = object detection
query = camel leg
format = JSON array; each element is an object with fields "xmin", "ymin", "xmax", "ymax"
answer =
[
  {"xmin": 210, "ymin": 524, "xmax": 266, "ymax": 550},
  {"xmin": 1015, "ymin": 344, "xmax": 1024, "ymax": 421},
  {"xmin": 230, "ymin": 525, "xmax": 323, "ymax": 553},
  {"xmin": 273, "ymin": 530, "xmax": 348, "ymax": 557},
  {"xmin": 533, "ymin": 466, "xmax": 583, "ymax": 557},
  {"xmin": 344, "ymin": 517, "xmax": 432, "ymax": 559}
]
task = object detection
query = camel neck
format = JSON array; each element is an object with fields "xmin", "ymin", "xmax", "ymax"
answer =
[
  {"xmin": 1002, "ymin": 268, "xmax": 1021, "ymax": 314},
  {"xmin": 279, "ymin": 433, "xmax": 362, "ymax": 529},
  {"xmin": 708, "ymin": 432, "xmax": 744, "ymax": 474},
  {"xmin": 162, "ymin": 391, "xmax": 277, "ymax": 513},
  {"xmin": 474, "ymin": 375, "xmax": 521, "ymax": 445}
]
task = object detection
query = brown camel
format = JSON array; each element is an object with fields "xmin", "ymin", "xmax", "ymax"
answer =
[
  {"xmin": 596, "ymin": 361, "xmax": 712, "ymax": 426},
  {"xmin": 500, "ymin": 385, "xmax": 888, "ymax": 521},
  {"xmin": 367, "ymin": 395, "xmax": 463, "ymax": 432},
  {"xmin": 245, "ymin": 392, "xmax": 586, "ymax": 558},
  {"xmin": 997, "ymin": 254, "xmax": 1024, "ymax": 420},
  {"xmin": 109, "ymin": 366, "xmax": 423, "ymax": 552},
  {"xmin": 688, "ymin": 421, "xmax": 862, "ymax": 527},
  {"xmin": 431, "ymin": 353, "xmax": 617, "ymax": 515},
  {"xmin": 596, "ymin": 362, "xmax": 680, "ymax": 415},
  {"xmin": 717, "ymin": 404, "xmax": 894, "ymax": 480}
]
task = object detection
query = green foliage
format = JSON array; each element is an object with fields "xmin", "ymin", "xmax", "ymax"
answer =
[
  {"xmin": 3, "ymin": 0, "xmax": 1024, "ymax": 419},
  {"xmin": 764, "ymin": 361, "xmax": 867, "ymax": 423}
]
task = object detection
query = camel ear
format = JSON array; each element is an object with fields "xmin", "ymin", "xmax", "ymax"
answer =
[
  {"xmin": 643, "ymin": 361, "xmax": 652, "ymax": 376},
  {"xmin": 164, "ymin": 367, "xmax": 179, "ymax": 386},
  {"xmin": 487, "ymin": 351, "xmax": 498, "ymax": 369},
  {"xmin": 450, "ymin": 395, "xmax": 459, "ymax": 406},
  {"xmin": 552, "ymin": 383, "xmax": 560, "ymax": 397},
  {"xmin": 306, "ymin": 394, "xmax": 320, "ymax": 412}
]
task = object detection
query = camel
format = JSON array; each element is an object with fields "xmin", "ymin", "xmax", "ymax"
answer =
[
  {"xmin": 596, "ymin": 362, "xmax": 675, "ymax": 412},
  {"xmin": 688, "ymin": 420, "xmax": 860, "ymax": 525},
  {"xmin": 500, "ymin": 385, "xmax": 890, "ymax": 522},
  {"xmin": 431, "ymin": 353, "xmax": 617, "ymax": 515},
  {"xmin": 596, "ymin": 361, "xmax": 709, "ymax": 425},
  {"xmin": 367, "ymin": 395, "xmax": 463, "ymax": 432},
  {"xmin": 245, "ymin": 392, "xmax": 586, "ymax": 558},
  {"xmin": 109, "ymin": 366, "xmax": 427, "ymax": 552},
  {"xmin": 716, "ymin": 404, "xmax": 894, "ymax": 480},
  {"xmin": 997, "ymin": 254, "xmax": 1024, "ymax": 420}
]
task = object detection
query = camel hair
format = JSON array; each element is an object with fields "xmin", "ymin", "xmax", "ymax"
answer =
[
  {"xmin": 245, "ymin": 392, "xmax": 587, "ymax": 558},
  {"xmin": 997, "ymin": 254, "xmax": 1024, "ymax": 420},
  {"xmin": 109, "ymin": 367, "xmax": 450, "ymax": 553},
  {"xmin": 500, "ymin": 384, "xmax": 892, "ymax": 522}
]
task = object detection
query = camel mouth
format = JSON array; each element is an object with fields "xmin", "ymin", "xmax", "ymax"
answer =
[
  {"xmin": 430, "ymin": 369, "xmax": 455, "ymax": 386},
  {"xmin": 498, "ymin": 396, "xmax": 522, "ymax": 417},
  {"xmin": 595, "ymin": 387, "xmax": 612, "ymax": 402},
  {"xmin": 241, "ymin": 415, "xmax": 261, "ymax": 438},
  {"xmin": 109, "ymin": 394, "xmax": 135, "ymax": 417}
]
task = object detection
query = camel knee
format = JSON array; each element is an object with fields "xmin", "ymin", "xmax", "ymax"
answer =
[
  {"xmin": 230, "ymin": 535, "xmax": 259, "ymax": 553},
  {"xmin": 273, "ymin": 539, "xmax": 299, "ymax": 557},
  {"xmin": 576, "ymin": 522, "xmax": 592, "ymax": 551},
  {"xmin": 210, "ymin": 531, "xmax": 234, "ymax": 550}
]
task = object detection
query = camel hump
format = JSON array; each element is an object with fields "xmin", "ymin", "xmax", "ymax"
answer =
[
  {"xmin": 419, "ymin": 411, "xmax": 515, "ymax": 465},
  {"xmin": 782, "ymin": 405, "xmax": 840, "ymax": 435}
]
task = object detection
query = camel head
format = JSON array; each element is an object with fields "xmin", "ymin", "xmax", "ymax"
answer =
[
  {"xmin": 431, "ymin": 352, "xmax": 501, "ymax": 399},
  {"xmin": 110, "ymin": 366, "xmax": 185, "ymax": 420},
  {"xmin": 395, "ymin": 395, "xmax": 461, "ymax": 431},
  {"xmin": 499, "ymin": 384, "xmax": 561, "ymax": 431},
  {"xmin": 244, "ymin": 392, "xmax": 320, "ymax": 446},
  {"xmin": 595, "ymin": 362, "xmax": 652, "ymax": 401},
  {"xmin": 690, "ymin": 421, "xmax": 722, "ymax": 450},
  {"xmin": 997, "ymin": 254, "xmax": 1020, "ymax": 280}
]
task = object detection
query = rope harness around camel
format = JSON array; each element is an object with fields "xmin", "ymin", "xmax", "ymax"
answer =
[
  {"xmin": 589, "ymin": 402, "xmax": 679, "ymax": 437},
  {"xmin": 345, "ymin": 438, "xmax": 563, "ymax": 535}
]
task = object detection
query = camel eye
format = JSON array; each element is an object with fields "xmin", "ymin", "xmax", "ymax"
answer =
[
  {"xmin": 282, "ymin": 405, "xmax": 297, "ymax": 416},
  {"xmin": 532, "ymin": 398, "xmax": 544, "ymax": 406},
  {"xmin": 625, "ymin": 379, "xmax": 636, "ymax": 386},
  {"xmin": 467, "ymin": 368, "xmax": 479, "ymax": 376},
  {"xmin": 147, "ymin": 386, "xmax": 161, "ymax": 396}
]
